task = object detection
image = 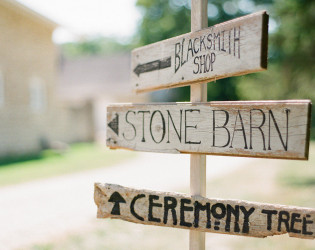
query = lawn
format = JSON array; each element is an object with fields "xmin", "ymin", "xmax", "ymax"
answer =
[
  {"xmin": 0, "ymin": 143, "xmax": 135, "ymax": 187},
  {"xmin": 29, "ymin": 143, "xmax": 315, "ymax": 250}
]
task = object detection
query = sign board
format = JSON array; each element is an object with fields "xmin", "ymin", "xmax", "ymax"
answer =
[
  {"xmin": 106, "ymin": 100, "xmax": 311, "ymax": 160},
  {"xmin": 95, "ymin": 183, "xmax": 315, "ymax": 239},
  {"xmin": 131, "ymin": 11, "xmax": 268, "ymax": 93}
]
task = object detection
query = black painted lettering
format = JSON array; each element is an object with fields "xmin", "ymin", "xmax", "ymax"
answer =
[
  {"xmin": 163, "ymin": 196, "xmax": 178, "ymax": 225},
  {"xmin": 213, "ymin": 32, "xmax": 220, "ymax": 51},
  {"xmin": 123, "ymin": 111, "xmax": 136, "ymax": 141},
  {"xmin": 250, "ymin": 109, "xmax": 266, "ymax": 150},
  {"xmin": 240, "ymin": 206, "xmax": 255, "ymax": 233},
  {"xmin": 200, "ymin": 35, "xmax": 206, "ymax": 51},
  {"xmin": 205, "ymin": 54, "xmax": 211, "ymax": 73},
  {"xmin": 214, "ymin": 220, "xmax": 220, "ymax": 230},
  {"xmin": 180, "ymin": 199, "xmax": 193, "ymax": 227},
  {"xmin": 234, "ymin": 26, "xmax": 240, "ymax": 58},
  {"xmin": 138, "ymin": 111, "xmax": 150, "ymax": 142},
  {"xmin": 167, "ymin": 110, "xmax": 182, "ymax": 143},
  {"xmin": 212, "ymin": 110, "xmax": 230, "ymax": 147},
  {"xmin": 207, "ymin": 33, "xmax": 212, "ymax": 50},
  {"xmin": 268, "ymin": 109, "xmax": 290, "ymax": 151},
  {"xmin": 211, "ymin": 203, "xmax": 226, "ymax": 220},
  {"xmin": 302, "ymin": 215, "xmax": 313, "ymax": 235},
  {"xmin": 278, "ymin": 211, "xmax": 290, "ymax": 232},
  {"xmin": 199, "ymin": 55, "xmax": 205, "ymax": 74},
  {"xmin": 185, "ymin": 109, "xmax": 201, "ymax": 144},
  {"xmin": 230, "ymin": 110, "xmax": 248, "ymax": 149},
  {"xmin": 210, "ymin": 52, "xmax": 215, "ymax": 71},
  {"xmin": 175, "ymin": 42, "xmax": 181, "ymax": 73},
  {"xmin": 193, "ymin": 57, "xmax": 199, "ymax": 74},
  {"xmin": 181, "ymin": 38, "xmax": 187, "ymax": 66},
  {"xmin": 149, "ymin": 110, "xmax": 166, "ymax": 144},
  {"xmin": 194, "ymin": 201, "xmax": 211, "ymax": 228},
  {"xmin": 187, "ymin": 39, "xmax": 194, "ymax": 62},
  {"xmin": 130, "ymin": 194, "xmax": 145, "ymax": 221},
  {"xmin": 221, "ymin": 30, "xmax": 226, "ymax": 52},
  {"xmin": 261, "ymin": 209, "xmax": 277, "ymax": 231},
  {"xmin": 193, "ymin": 37, "xmax": 199, "ymax": 54},
  {"xmin": 148, "ymin": 195, "xmax": 162, "ymax": 223},
  {"xmin": 225, "ymin": 205, "xmax": 240, "ymax": 233},
  {"xmin": 290, "ymin": 213, "xmax": 302, "ymax": 234}
]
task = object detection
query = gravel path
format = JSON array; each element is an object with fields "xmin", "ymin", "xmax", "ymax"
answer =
[{"xmin": 0, "ymin": 152, "xmax": 255, "ymax": 249}]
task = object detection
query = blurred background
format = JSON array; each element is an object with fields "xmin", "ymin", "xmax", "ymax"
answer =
[{"xmin": 0, "ymin": 0, "xmax": 314, "ymax": 249}]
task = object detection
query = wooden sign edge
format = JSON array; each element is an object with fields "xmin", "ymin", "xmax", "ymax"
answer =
[
  {"xmin": 107, "ymin": 99, "xmax": 312, "ymax": 108},
  {"xmin": 106, "ymin": 100, "xmax": 312, "ymax": 160},
  {"xmin": 94, "ymin": 183, "xmax": 315, "ymax": 239},
  {"xmin": 260, "ymin": 11, "xmax": 269, "ymax": 69},
  {"xmin": 305, "ymin": 101, "xmax": 312, "ymax": 160},
  {"xmin": 106, "ymin": 145, "xmax": 308, "ymax": 161}
]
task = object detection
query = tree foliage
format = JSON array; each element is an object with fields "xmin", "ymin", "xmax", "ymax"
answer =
[
  {"xmin": 61, "ymin": 37, "xmax": 132, "ymax": 58},
  {"xmin": 236, "ymin": 0, "xmax": 315, "ymax": 137}
]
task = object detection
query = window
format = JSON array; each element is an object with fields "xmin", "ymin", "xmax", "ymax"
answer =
[{"xmin": 29, "ymin": 77, "xmax": 46, "ymax": 113}]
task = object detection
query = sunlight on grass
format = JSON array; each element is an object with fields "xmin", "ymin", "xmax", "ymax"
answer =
[{"xmin": 0, "ymin": 143, "xmax": 135, "ymax": 187}]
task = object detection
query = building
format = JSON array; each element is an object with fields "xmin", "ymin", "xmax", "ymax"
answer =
[
  {"xmin": 0, "ymin": 0, "xmax": 93, "ymax": 158},
  {"xmin": 58, "ymin": 54, "xmax": 149, "ymax": 142}
]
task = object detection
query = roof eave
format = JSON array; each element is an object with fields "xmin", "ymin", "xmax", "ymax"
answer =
[{"xmin": 1, "ymin": 0, "xmax": 58, "ymax": 29}]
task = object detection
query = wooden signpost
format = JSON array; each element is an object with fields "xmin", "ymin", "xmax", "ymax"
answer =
[
  {"xmin": 95, "ymin": 1, "xmax": 314, "ymax": 249},
  {"xmin": 95, "ymin": 183, "xmax": 315, "ymax": 240},
  {"xmin": 131, "ymin": 11, "xmax": 268, "ymax": 93},
  {"xmin": 107, "ymin": 100, "xmax": 311, "ymax": 160}
]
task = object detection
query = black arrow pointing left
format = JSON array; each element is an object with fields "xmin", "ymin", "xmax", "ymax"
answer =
[
  {"xmin": 108, "ymin": 191, "xmax": 126, "ymax": 215},
  {"xmin": 134, "ymin": 56, "xmax": 171, "ymax": 76},
  {"xmin": 108, "ymin": 114, "xmax": 119, "ymax": 136}
]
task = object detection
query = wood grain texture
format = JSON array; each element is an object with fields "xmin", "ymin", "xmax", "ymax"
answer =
[
  {"xmin": 106, "ymin": 100, "xmax": 311, "ymax": 160},
  {"xmin": 95, "ymin": 183, "xmax": 315, "ymax": 239},
  {"xmin": 190, "ymin": 1, "xmax": 208, "ymax": 248},
  {"xmin": 131, "ymin": 11, "xmax": 269, "ymax": 93}
]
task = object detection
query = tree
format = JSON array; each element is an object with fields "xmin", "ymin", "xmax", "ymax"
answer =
[{"xmin": 236, "ymin": 0, "xmax": 315, "ymax": 137}]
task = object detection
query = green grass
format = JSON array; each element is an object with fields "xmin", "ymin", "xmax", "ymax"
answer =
[{"xmin": 0, "ymin": 143, "xmax": 135, "ymax": 187}]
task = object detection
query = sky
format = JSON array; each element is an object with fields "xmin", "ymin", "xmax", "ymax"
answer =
[
  {"xmin": 17, "ymin": 0, "xmax": 141, "ymax": 44},
  {"xmin": 16, "ymin": 0, "xmax": 276, "ymax": 44}
]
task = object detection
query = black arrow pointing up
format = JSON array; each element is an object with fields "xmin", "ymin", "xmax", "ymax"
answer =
[
  {"xmin": 108, "ymin": 191, "xmax": 126, "ymax": 215},
  {"xmin": 108, "ymin": 114, "xmax": 119, "ymax": 135},
  {"xmin": 134, "ymin": 56, "xmax": 171, "ymax": 76}
]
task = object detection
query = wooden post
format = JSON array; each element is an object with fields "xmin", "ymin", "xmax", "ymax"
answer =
[{"xmin": 190, "ymin": 0, "xmax": 208, "ymax": 249}]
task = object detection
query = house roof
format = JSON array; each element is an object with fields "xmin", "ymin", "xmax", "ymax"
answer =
[
  {"xmin": 58, "ymin": 53, "xmax": 133, "ymax": 101},
  {"xmin": 0, "ymin": 0, "xmax": 58, "ymax": 29}
]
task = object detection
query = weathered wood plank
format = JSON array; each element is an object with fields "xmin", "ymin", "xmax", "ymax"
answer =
[
  {"xmin": 131, "ymin": 11, "xmax": 269, "ymax": 93},
  {"xmin": 95, "ymin": 183, "xmax": 315, "ymax": 239},
  {"xmin": 106, "ymin": 100, "xmax": 311, "ymax": 160}
]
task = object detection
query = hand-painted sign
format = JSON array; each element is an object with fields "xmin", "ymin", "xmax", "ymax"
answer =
[
  {"xmin": 131, "ymin": 11, "xmax": 268, "ymax": 93},
  {"xmin": 95, "ymin": 183, "xmax": 315, "ymax": 239},
  {"xmin": 106, "ymin": 100, "xmax": 311, "ymax": 160}
]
